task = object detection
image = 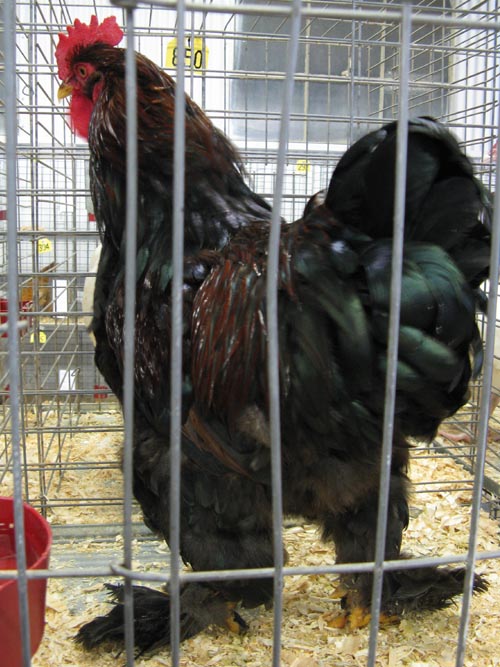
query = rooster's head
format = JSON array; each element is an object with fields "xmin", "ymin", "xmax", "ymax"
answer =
[{"xmin": 55, "ymin": 15, "xmax": 123, "ymax": 139}]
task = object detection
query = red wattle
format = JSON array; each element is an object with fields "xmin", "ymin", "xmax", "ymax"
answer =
[{"xmin": 68, "ymin": 93, "xmax": 93, "ymax": 140}]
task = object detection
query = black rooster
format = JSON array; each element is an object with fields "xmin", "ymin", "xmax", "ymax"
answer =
[{"xmin": 56, "ymin": 16, "xmax": 490, "ymax": 655}]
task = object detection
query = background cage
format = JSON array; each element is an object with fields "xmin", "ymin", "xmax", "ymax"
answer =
[{"xmin": 1, "ymin": 1, "xmax": 500, "ymax": 666}]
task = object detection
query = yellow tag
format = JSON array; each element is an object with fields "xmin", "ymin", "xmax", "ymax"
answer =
[
  {"xmin": 38, "ymin": 237, "xmax": 52, "ymax": 254},
  {"xmin": 30, "ymin": 331, "xmax": 47, "ymax": 344},
  {"xmin": 165, "ymin": 37, "xmax": 209, "ymax": 72},
  {"xmin": 296, "ymin": 160, "xmax": 310, "ymax": 174}
]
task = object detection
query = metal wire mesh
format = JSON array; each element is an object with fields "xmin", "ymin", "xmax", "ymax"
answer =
[{"xmin": 1, "ymin": 1, "xmax": 500, "ymax": 666}]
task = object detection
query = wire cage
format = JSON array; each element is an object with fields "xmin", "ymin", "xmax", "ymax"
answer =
[{"xmin": 1, "ymin": 1, "xmax": 500, "ymax": 666}]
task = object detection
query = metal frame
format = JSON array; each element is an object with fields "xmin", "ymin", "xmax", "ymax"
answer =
[{"xmin": 1, "ymin": 1, "xmax": 500, "ymax": 666}]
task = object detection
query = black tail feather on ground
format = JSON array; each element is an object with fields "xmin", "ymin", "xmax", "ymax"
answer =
[
  {"xmin": 75, "ymin": 583, "xmax": 247, "ymax": 655},
  {"xmin": 382, "ymin": 560, "xmax": 488, "ymax": 616}
]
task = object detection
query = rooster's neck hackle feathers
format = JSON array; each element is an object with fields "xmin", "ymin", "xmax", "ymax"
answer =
[{"xmin": 85, "ymin": 49, "xmax": 272, "ymax": 252}]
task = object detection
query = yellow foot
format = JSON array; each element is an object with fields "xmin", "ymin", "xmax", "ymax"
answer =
[
  {"xmin": 324, "ymin": 608, "xmax": 400, "ymax": 630},
  {"xmin": 325, "ymin": 612, "xmax": 348, "ymax": 628},
  {"xmin": 379, "ymin": 612, "xmax": 400, "ymax": 626},
  {"xmin": 330, "ymin": 584, "xmax": 349, "ymax": 599},
  {"xmin": 225, "ymin": 615, "xmax": 243, "ymax": 634},
  {"xmin": 224, "ymin": 602, "xmax": 248, "ymax": 635},
  {"xmin": 349, "ymin": 606, "xmax": 372, "ymax": 629}
]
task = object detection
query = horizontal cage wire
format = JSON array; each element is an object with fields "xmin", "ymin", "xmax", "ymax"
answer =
[{"xmin": 1, "ymin": 1, "xmax": 500, "ymax": 666}]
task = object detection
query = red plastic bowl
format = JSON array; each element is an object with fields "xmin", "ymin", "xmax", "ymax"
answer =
[
  {"xmin": 0, "ymin": 497, "xmax": 52, "ymax": 666},
  {"xmin": 0, "ymin": 298, "xmax": 34, "ymax": 338}
]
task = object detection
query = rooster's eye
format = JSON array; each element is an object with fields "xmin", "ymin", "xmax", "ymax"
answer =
[{"xmin": 77, "ymin": 65, "xmax": 87, "ymax": 78}]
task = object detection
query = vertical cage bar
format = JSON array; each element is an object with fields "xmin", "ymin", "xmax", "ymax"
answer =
[
  {"xmin": 366, "ymin": 3, "xmax": 412, "ymax": 666},
  {"xmin": 170, "ymin": 2, "xmax": 186, "ymax": 665},
  {"xmin": 123, "ymin": 7, "xmax": 139, "ymax": 666},
  {"xmin": 348, "ymin": 0, "xmax": 358, "ymax": 143},
  {"xmin": 454, "ymin": 121, "xmax": 500, "ymax": 667},
  {"xmin": 266, "ymin": 2, "xmax": 303, "ymax": 666},
  {"xmin": 29, "ymin": 0, "xmax": 44, "ymax": 513},
  {"xmin": 5, "ymin": 0, "xmax": 32, "ymax": 664}
]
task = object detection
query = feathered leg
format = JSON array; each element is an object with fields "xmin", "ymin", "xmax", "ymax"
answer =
[
  {"xmin": 322, "ymin": 470, "xmax": 409, "ymax": 628},
  {"xmin": 76, "ymin": 461, "xmax": 275, "ymax": 654},
  {"xmin": 75, "ymin": 581, "xmax": 249, "ymax": 655},
  {"xmin": 322, "ymin": 469, "xmax": 487, "ymax": 628}
]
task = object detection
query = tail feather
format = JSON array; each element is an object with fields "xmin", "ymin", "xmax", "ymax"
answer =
[
  {"xmin": 75, "ymin": 583, "xmax": 239, "ymax": 654},
  {"xmin": 325, "ymin": 116, "xmax": 492, "ymax": 289},
  {"xmin": 76, "ymin": 584, "xmax": 174, "ymax": 654},
  {"xmin": 383, "ymin": 561, "xmax": 488, "ymax": 615}
]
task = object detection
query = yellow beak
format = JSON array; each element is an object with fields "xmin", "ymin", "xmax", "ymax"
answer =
[{"xmin": 57, "ymin": 82, "xmax": 73, "ymax": 101}]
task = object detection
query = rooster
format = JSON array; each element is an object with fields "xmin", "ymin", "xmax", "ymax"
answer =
[{"xmin": 56, "ymin": 16, "xmax": 490, "ymax": 655}]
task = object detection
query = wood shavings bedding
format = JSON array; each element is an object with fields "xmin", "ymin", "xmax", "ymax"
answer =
[
  {"xmin": 25, "ymin": 430, "xmax": 500, "ymax": 667},
  {"xmin": 436, "ymin": 406, "xmax": 500, "ymax": 499}
]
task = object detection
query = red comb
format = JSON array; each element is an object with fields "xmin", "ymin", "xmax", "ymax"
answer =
[{"xmin": 56, "ymin": 15, "xmax": 124, "ymax": 80}]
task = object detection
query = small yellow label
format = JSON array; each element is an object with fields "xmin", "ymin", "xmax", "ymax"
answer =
[
  {"xmin": 30, "ymin": 330, "xmax": 47, "ymax": 344},
  {"xmin": 38, "ymin": 237, "xmax": 52, "ymax": 254},
  {"xmin": 165, "ymin": 37, "xmax": 209, "ymax": 72},
  {"xmin": 295, "ymin": 160, "xmax": 310, "ymax": 174}
]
